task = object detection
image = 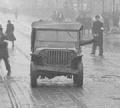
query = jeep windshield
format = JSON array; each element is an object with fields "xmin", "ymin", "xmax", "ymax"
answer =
[
  {"xmin": 31, "ymin": 22, "xmax": 83, "ymax": 50},
  {"xmin": 35, "ymin": 30, "xmax": 78, "ymax": 48}
]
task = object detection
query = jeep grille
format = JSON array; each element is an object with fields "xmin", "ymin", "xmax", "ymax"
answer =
[{"xmin": 45, "ymin": 50, "xmax": 76, "ymax": 66}]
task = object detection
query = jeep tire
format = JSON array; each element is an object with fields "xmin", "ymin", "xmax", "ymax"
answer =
[
  {"xmin": 73, "ymin": 62, "xmax": 83, "ymax": 87},
  {"xmin": 30, "ymin": 74, "xmax": 37, "ymax": 88},
  {"xmin": 30, "ymin": 73, "xmax": 37, "ymax": 88}
]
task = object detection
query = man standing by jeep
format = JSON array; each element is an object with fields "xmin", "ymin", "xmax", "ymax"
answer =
[{"xmin": 91, "ymin": 15, "xmax": 104, "ymax": 56}]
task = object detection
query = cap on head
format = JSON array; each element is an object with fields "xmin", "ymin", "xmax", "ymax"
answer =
[
  {"xmin": 95, "ymin": 15, "xmax": 100, "ymax": 19},
  {"xmin": 0, "ymin": 24, "xmax": 2, "ymax": 28},
  {"xmin": 8, "ymin": 20, "xmax": 11, "ymax": 23}
]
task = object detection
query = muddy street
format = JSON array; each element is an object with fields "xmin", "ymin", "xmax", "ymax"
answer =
[{"xmin": 0, "ymin": 13, "xmax": 120, "ymax": 108}]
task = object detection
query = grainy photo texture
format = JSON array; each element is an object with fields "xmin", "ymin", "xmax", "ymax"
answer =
[{"xmin": 0, "ymin": 0, "xmax": 120, "ymax": 108}]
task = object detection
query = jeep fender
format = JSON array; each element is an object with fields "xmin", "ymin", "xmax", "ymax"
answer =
[
  {"xmin": 30, "ymin": 62, "xmax": 37, "ymax": 75},
  {"xmin": 71, "ymin": 55, "xmax": 83, "ymax": 70}
]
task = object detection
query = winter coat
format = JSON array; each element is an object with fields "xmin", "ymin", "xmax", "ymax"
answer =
[
  {"xmin": 6, "ymin": 23, "xmax": 16, "ymax": 41},
  {"xmin": 92, "ymin": 20, "xmax": 104, "ymax": 45},
  {"xmin": 0, "ymin": 32, "xmax": 9, "ymax": 58}
]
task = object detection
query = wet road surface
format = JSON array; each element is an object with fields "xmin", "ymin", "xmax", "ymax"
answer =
[{"xmin": 0, "ymin": 13, "xmax": 120, "ymax": 108}]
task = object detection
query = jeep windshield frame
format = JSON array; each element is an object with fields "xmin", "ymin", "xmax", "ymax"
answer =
[{"xmin": 31, "ymin": 22, "xmax": 83, "ymax": 52}]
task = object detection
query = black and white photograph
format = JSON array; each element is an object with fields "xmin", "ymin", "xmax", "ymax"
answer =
[{"xmin": 0, "ymin": 0, "xmax": 120, "ymax": 108}]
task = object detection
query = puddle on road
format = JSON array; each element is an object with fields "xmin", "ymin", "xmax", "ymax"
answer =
[
  {"xmin": 88, "ymin": 74, "xmax": 120, "ymax": 83},
  {"xmin": 107, "ymin": 95, "xmax": 120, "ymax": 101},
  {"xmin": 110, "ymin": 97, "xmax": 120, "ymax": 100},
  {"xmin": 104, "ymin": 36, "xmax": 120, "ymax": 53}
]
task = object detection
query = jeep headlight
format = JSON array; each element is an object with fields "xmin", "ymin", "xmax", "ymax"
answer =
[{"xmin": 31, "ymin": 54, "xmax": 43, "ymax": 65}]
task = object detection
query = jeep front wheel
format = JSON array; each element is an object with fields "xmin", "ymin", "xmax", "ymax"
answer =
[
  {"xmin": 30, "ymin": 74, "xmax": 38, "ymax": 88},
  {"xmin": 73, "ymin": 62, "xmax": 83, "ymax": 87}
]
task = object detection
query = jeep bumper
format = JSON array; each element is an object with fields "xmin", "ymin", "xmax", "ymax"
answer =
[{"xmin": 30, "ymin": 62, "xmax": 81, "ymax": 75}]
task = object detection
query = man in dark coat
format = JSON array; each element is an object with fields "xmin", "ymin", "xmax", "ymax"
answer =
[
  {"xmin": 0, "ymin": 25, "xmax": 11, "ymax": 76},
  {"xmin": 91, "ymin": 15, "xmax": 104, "ymax": 56},
  {"xmin": 6, "ymin": 20, "xmax": 16, "ymax": 48}
]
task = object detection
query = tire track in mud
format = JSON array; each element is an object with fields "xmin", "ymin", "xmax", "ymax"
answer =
[
  {"xmin": 36, "ymin": 86, "xmax": 87, "ymax": 108},
  {"xmin": 59, "ymin": 86, "xmax": 87, "ymax": 108},
  {"xmin": 0, "ymin": 67, "xmax": 40, "ymax": 108},
  {"xmin": 15, "ymin": 81, "xmax": 49, "ymax": 108},
  {"xmin": 10, "ymin": 80, "xmax": 34, "ymax": 108},
  {"xmin": 0, "ymin": 65, "xmax": 22, "ymax": 108}
]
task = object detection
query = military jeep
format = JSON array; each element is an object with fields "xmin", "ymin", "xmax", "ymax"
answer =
[{"xmin": 30, "ymin": 21, "xmax": 92, "ymax": 88}]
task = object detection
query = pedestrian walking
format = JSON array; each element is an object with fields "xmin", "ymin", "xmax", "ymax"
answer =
[
  {"xmin": 5, "ymin": 20, "xmax": 16, "ymax": 48},
  {"xmin": 91, "ymin": 15, "xmax": 104, "ymax": 56},
  {"xmin": 0, "ymin": 25, "xmax": 11, "ymax": 76}
]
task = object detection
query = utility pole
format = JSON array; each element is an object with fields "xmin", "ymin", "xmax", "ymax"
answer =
[
  {"xmin": 113, "ymin": 0, "xmax": 115, "ymax": 15},
  {"xmin": 56, "ymin": 0, "xmax": 58, "ymax": 9},
  {"xmin": 112, "ymin": 0, "xmax": 115, "ymax": 27},
  {"xmin": 34, "ymin": 0, "xmax": 38, "ymax": 15},
  {"xmin": 102, "ymin": 0, "xmax": 104, "ymax": 14},
  {"xmin": 90, "ymin": 0, "xmax": 93, "ymax": 13},
  {"xmin": 77, "ymin": 0, "xmax": 80, "ymax": 14},
  {"xmin": 77, "ymin": 0, "xmax": 83, "ymax": 14},
  {"xmin": 31, "ymin": 0, "xmax": 37, "ymax": 15},
  {"xmin": 81, "ymin": 0, "xmax": 83, "ymax": 12}
]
